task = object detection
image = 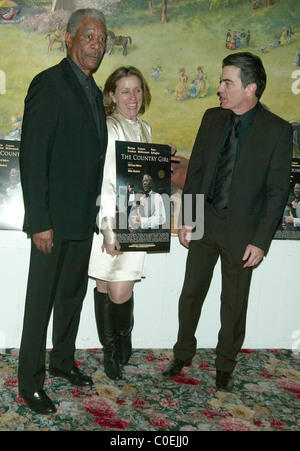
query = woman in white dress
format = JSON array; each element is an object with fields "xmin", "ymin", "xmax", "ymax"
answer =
[{"xmin": 89, "ymin": 66, "xmax": 155, "ymax": 380}]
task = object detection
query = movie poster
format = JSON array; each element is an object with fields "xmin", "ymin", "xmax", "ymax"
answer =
[
  {"xmin": 115, "ymin": 141, "xmax": 171, "ymax": 252},
  {"xmin": 274, "ymin": 158, "xmax": 300, "ymax": 240},
  {"xmin": 0, "ymin": 140, "xmax": 24, "ymax": 230}
]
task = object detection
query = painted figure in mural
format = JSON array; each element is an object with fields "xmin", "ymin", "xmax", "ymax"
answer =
[
  {"xmin": 46, "ymin": 26, "xmax": 66, "ymax": 52},
  {"xmin": 225, "ymin": 29, "xmax": 231, "ymax": 47},
  {"xmin": 151, "ymin": 65, "xmax": 162, "ymax": 81},
  {"xmin": 280, "ymin": 27, "xmax": 288, "ymax": 45},
  {"xmin": 18, "ymin": 8, "xmax": 108, "ymax": 415},
  {"xmin": 240, "ymin": 28, "xmax": 246, "ymax": 47},
  {"xmin": 88, "ymin": 66, "xmax": 176, "ymax": 380},
  {"xmin": 174, "ymin": 68, "xmax": 189, "ymax": 101},
  {"xmin": 235, "ymin": 32, "xmax": 242, "ymax": 49},
  {"xmin": 5, "ymin": 113, "xmax": 21, "ymax": 140},
  {"xmin": 293, "ymin": 46, "xmax": 300, "ymax": 66},
  {"xmin": 246, "ymin": 30, "xmax": 251, "ymax": 47},
  {"xmin": 226, "ymin": 28, "xmax": 247, "ymax": 50},
  {"xmin": 162, "ymin": 52, "xmax": 293, "ymax": 392},
  {"xmin": 226, "ymin": 31, "xmax": 237, "ymax": 50},
  {"xmin": 286, "ymin": 26, "xmax": 293, "ymax": 44},
  {"xmin": 191, "ymin": 66, "xmax": 208, "ymax": 98}
]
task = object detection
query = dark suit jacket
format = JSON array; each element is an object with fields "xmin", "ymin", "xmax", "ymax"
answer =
[
  {"xmin": 20, "ymin": 58, "xmax": 107, "ymax": 240},
  {"xmin": 183, "ymin": 103, "xmax": 293, "ymax": 262}
]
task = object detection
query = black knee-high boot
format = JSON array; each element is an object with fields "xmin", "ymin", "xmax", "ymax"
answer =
[
  {"xmin": 110, "ymin": 295, "xmax": 134, "ymax": 365},
  {"xmin": 94, "ymin": 289, "xmax": 122, "ymax": 380}
]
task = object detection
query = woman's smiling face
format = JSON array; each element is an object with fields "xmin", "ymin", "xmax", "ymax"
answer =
[{"xmin": 110, "ymin": 75, "xmax": 143, "ymax": 121}]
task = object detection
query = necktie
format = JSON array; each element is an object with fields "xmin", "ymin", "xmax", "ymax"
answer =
[{"xmin": 212, "ymin": 116, "xmax": 240, "ymax": 211}]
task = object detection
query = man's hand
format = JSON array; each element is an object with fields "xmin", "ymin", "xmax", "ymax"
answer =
[
  {"xmin": 178, "ymin": 225, "xmax": 193, "ymax": 249},
  {"xmin": 242, "ymin": 244, "xmax": 264, "ymax": 268},
  {"xmin": 33, "ymin": 229, "xmax": 54, "ymax": 254}
]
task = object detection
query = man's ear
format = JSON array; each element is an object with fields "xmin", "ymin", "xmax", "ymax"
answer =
[
  {"xmin": 65, "ymin": 32, "xmax": 73, "ymax": 50},
  {"xmin": 246, "ymin": 83, "xmax": 257, "ymax": 97}
]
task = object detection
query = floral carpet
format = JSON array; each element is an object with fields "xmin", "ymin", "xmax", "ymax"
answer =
[{"xmin": 0, "ymin": 348, "xmax": 300, "ymax": 432}]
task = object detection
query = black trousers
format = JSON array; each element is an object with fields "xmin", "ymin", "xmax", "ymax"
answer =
[
  {"xmin": 173, "ymin": 203, "xmax": 253, "ymax": 373},
  {"xmin": 18, "ymin": 234, "xmax": 93, "ymax": 392}
]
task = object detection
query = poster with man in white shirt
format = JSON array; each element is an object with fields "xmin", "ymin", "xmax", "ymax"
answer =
[{"xmin": 116, "ymin": 140, "xmax": 171, "ymax": 252}]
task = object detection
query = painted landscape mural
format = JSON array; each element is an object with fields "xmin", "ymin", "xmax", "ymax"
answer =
[{"xmin": 0, "ymin": 0, "xmax": 299, "ymax": 234}]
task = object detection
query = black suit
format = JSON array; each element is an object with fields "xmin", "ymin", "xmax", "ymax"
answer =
[
  {"xmin": 18, "ymin": 58, "xmax": 107, "ymax": 391},
  {"xmin": 174, "ymin": 104, "xmax": 293, "ymax": 372}
]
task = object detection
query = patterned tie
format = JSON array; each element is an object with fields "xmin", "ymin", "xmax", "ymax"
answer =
[{"xmin": 212, "ymin": 116, "xmax": 241, "ymax": 211}]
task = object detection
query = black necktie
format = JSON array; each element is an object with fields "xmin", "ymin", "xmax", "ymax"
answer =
[{"xmin": 212, "ymin": 116, "xmax": 240, "ymax": 211}]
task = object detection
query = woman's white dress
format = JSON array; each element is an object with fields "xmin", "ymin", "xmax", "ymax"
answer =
[{"xmin": 88, "ymin": 112, "xmax": 152, "ymax": 282}]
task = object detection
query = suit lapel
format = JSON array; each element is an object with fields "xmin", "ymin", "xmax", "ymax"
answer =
[
  {"xmin": 59, "ymin": 59, "xmax": 104, "ymax": 145},
  {"xmin": 234, "ymin": 104, "xmax": 266, "ymax": 173},
  {"xmin": 95, "ymin": 88, "xmax": 108, "ymax": 150},
  {"xmin": 204, "ymin": 110, "xmax": 231, "ymax": 186}
]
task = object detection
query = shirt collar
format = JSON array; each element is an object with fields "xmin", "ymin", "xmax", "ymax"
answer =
[
  {"xmin": 67, "ymin": 56, "xmax": 98, "ymax": 102},
  {"xmin": 67, "ymin": 56, "xmax": 92, "ymax": 86},
  {"xmin": 235, "ymin": 102, "xmax": 259, "ymax": 125}
]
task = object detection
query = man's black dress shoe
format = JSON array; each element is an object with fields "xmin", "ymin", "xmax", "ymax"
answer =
[
  {"xmin": 162, "ymin": 358, "xmax": 191, "ymax": 378},
  {"xmin": 19, "ymin": 389, "xmax": 57, "ymax": 415},
  {"xmin": 216, "ymin": 370, "xmax": 234, "ymax": 392},
  {"xmin": 49, "ymin": 366, "xmax": 93, "ymax": 387}
]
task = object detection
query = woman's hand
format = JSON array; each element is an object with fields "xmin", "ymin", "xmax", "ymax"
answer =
[
  {"xmin": 169, "ymin": 142, "xmax": 180, "ymax": 171},
  {"xmin": 102, "ymin": 242, "xmax": 123, "ymax": 256}
]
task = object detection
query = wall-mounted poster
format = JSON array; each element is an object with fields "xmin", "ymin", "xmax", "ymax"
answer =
[
  {"xmin": 115, "ymin": 140, "xmax": 171, "ymax": 252},
  {"xmin": 274, "ymin": 158, "xmax": 300, "ymax": 241},
  {"xmin": 0, "ymin": 140, "xmax": 24, "ymax": 230}
]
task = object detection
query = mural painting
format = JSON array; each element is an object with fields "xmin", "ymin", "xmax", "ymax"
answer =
[{"xmin": 0, "ymin": 0, "xmax": 299, "ymax": 235}]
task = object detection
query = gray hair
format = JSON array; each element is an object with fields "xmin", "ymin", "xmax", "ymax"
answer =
[{"xmin": 66, "ymin": 8, "xmax": 107, "ymax": 36}]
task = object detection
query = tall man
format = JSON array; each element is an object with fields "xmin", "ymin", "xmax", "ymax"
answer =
[
  {"xmin": 18, "ymin": 9, "xmax": 108, "ymax": 414},
  {"xmin": 163, "ymin": 52, "xmax": 293, "ymax": 391}
]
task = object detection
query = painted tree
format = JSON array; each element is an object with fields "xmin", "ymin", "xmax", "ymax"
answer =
[
  {"xmin": 148, "ymin": 0, "xmax": 154, "ymax": 14},
  {"xmin": 147, "ymin": 0, "xmax": 169, "ymax": 22},
  {"xmin": 160, "ymin": 0, "xmax": 168, "ymax": 23},
  {"xmin": 208, "ymin": 0, "xmax": 273, "ymax": 8}
]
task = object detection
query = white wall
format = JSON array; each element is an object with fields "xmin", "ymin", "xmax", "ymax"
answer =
[{"xmin": 0, "ymin": 231, "xmax": 299, "ymax": 351}]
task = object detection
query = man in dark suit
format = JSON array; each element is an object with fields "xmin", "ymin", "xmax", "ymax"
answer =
[
  {"xmin": 18, "ymin": 8, "xmax": 108, "ymax": 414},
  {"xmin": 163, "ymin": 53, "xmax": 293, "ymax": 391}
]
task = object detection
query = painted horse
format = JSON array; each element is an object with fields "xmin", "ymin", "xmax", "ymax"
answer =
[{"xmin": 107, "ymin": 30, "xmax": 132, "ymax": 56}]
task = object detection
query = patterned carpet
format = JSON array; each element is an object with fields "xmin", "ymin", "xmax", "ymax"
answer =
[{"xmin": 0, "ymin": 348, "xmax": 300, "ymax": 432}]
